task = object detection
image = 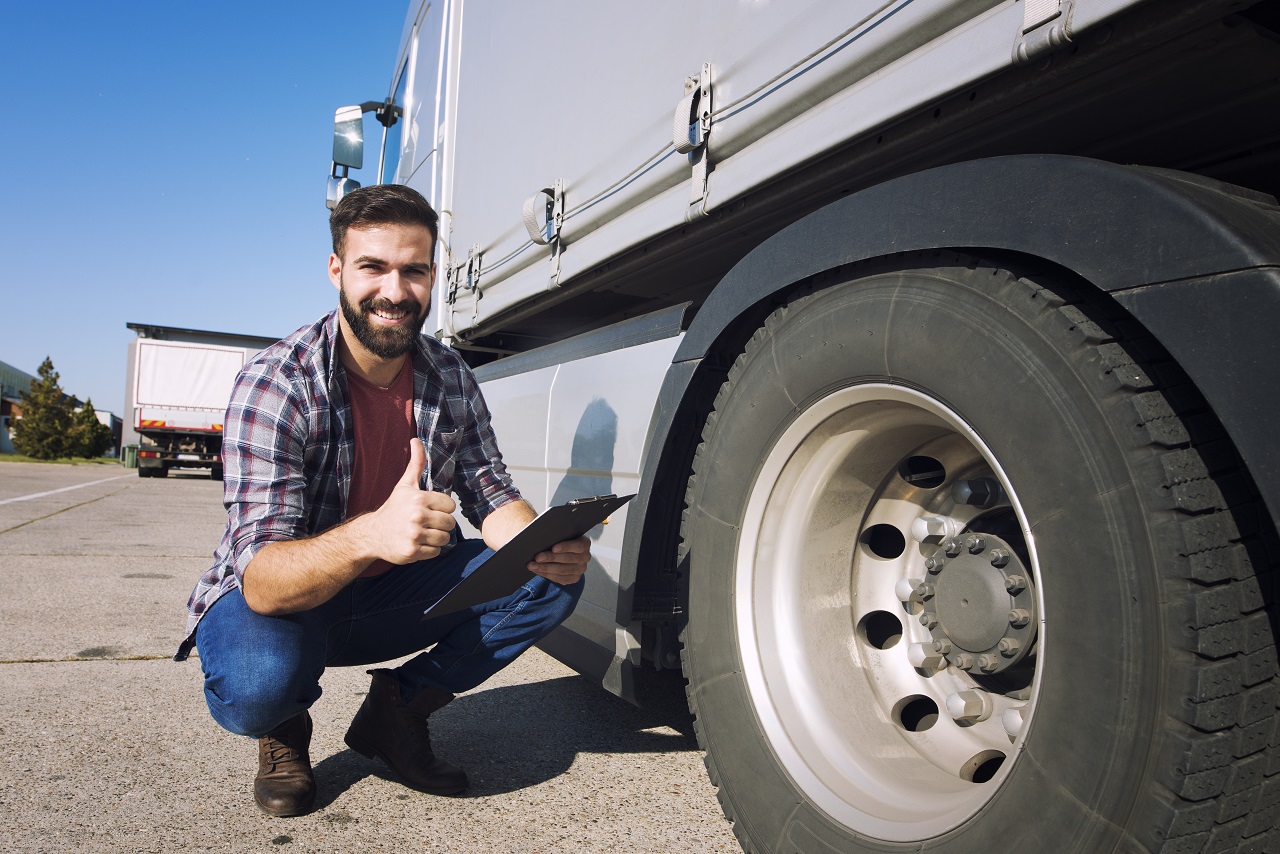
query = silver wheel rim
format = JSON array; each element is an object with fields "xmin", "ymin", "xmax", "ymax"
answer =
[{"xmin": 735, "ymin": 383, "xmax": 1043, "ymax": 842}]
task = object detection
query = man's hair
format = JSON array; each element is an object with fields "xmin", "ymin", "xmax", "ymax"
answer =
[{"xmin": 329, "ymin": 184, "xmax": 440, "ymax": 259}]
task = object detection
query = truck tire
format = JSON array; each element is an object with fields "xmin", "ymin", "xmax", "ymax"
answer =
[
  {"xmin": 210, "ymin": 464, "xmax": 223, "ymax": 481},
  {"xmin": 680, "ymin": 255, "xmax": 1278, "ymax": 852},
  {"xmin": 137, "ymin": 467, "xmax": 151, "ymax": 478},
  {"xmin": 156, "ymin": 465, "xmax": 169, "ymax": 478}
]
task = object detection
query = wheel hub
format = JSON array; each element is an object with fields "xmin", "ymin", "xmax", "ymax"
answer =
[{"xmin": 920, "ymin": 533, "xmax": 1037, "ymax": 673}]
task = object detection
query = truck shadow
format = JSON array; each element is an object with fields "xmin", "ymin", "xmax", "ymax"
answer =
[{"xmin": 310, "ymin": 669, "xmax": 695, "ymax": 805}]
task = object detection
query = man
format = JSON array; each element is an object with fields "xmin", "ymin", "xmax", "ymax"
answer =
[{"xmin": 175, "ymin": 184, "xmax": 590, "ymax": 817}]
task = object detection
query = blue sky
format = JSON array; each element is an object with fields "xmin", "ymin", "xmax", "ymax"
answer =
[{"xmin": 0, "ymin": 1, "xmax": 409, "ymax": 415}]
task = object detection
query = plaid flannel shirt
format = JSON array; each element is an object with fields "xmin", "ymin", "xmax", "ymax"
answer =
[{"xmin": 174, "ymin": 310, "xmax": 522, "ymax": 661}]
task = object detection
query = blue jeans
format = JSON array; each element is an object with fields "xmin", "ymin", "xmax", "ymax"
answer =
[{"xmin": 195, "ymin": 539, "xmax": 583, "ymax": 737}]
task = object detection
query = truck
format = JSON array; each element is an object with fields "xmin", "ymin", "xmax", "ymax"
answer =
[
  {"xmin": 325, "ymin": 1, "xmax": 1280, "ymax": 851},
  {"xmin": 128, "ymin": 337, "xmax": 245, "ymax": 479}
]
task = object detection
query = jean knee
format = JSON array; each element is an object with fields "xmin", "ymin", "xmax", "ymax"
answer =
[
  {"xmin": 535, "ymin": 574, "xmax": 585, "ymax": 628},
  {"xmin": 203, "ymin": 654, "xmax": 318, "ymax": 737}
]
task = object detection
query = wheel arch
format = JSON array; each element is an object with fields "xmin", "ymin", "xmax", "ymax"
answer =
[{"xmin": 624, "ymin": 154, "xmax": 1280, "ymax": 649}]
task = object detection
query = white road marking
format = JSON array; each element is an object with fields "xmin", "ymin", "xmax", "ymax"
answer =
[{"xmin": 0, "ymin": 474, "xmax": 133, "ymax": 506}]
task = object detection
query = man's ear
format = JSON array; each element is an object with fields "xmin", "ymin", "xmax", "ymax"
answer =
[{"xmin": 328, "ymin": 253, "xmax": 343, "ymax": 290}]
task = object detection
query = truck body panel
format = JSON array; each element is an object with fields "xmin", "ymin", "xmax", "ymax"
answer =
[{"xmin": 337, "ymin": 1, "xmax": 1280, "ymax": 846}]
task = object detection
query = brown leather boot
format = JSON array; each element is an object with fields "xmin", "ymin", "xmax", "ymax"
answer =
[
  {"xmin": 344, "ymin": 669, "xmax": 467, "ymax": 795},
  {"xmin": 254, "ymin": 711, "xmax": 316, "ymax": 817}
]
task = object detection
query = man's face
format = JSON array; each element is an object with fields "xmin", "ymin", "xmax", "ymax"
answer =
[{"xmin": 329, "ymin": 223, "xmax": 437, "ymax": 361}]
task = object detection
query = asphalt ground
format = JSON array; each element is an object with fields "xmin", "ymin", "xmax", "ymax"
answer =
[{"xmin": 0, "ymin": 461, "xmax": 738, "ymax": 853}]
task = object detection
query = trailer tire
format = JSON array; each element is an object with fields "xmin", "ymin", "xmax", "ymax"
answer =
[
  {"xmin": 137, "ymin": 467, "xmax": 151, "ymax": 479},
  {"xmin": 210, "ymin": 464, "xmax": 223, "ymax": 481},
  {"xmin": 156, "ymin": 465, "xmax": 169, "ymax": 478},
  {"xmin": 680, "ymin": 256, "xmax": 1277, "ymax": 853}
]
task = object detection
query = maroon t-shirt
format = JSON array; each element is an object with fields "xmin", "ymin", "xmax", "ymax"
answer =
[{"xmin": 345, "ymin": 359, "xmax": 416, "ymax": 578}]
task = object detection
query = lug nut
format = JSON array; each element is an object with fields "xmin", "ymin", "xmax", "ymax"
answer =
[
  {"xmin": 910, "ymin": 515, "xmax": 961, "ymax": 544},
  {"xmin": 998, "ymin": 638, "xmax": 1022, "ymax": 657},
  {"xmin": 953, "ymin": 653, "xmax": 974, "ymax": 670},
  {"xmin": 914, "ymin": 583, "xmax": 935, "ymax": 601},
  {"xmin": 989, "ymin": 549, "xmax": 1010, "ymax": 568},
  {"xmin": 1002, "ymin": 707, "xmax": 1025, "ymax": 739},
  {"xmin": 945, "ymin": 689, "xmax": 993, "ymax": 725},
  {"xmin": 978, "ymin": 654, "xmax": 1000, "ymax": 672},
  {"xmin": 964, "ymin": 534, "xmax": 986, "ymax": 554},
  {"xmin": 1004, "ymin": 574, "xmax": 1025, "ymax": 593},
  {"xmin": 940, "ymin": 538, "xmax": 962, "ymax": 557},
  {"xmin": 952, "ymin": 478, "xmax": 1004, "ymax": 508},
  {"xmin": 1008, "ymin": 608, "xmax": 1031, "ymax": 628},
  {"xmin": 924, "ymin": 555, "xmax": 946, "ymax": 574},
  {"xmin": 908, "ymin": 643, "xmax": 947, "ymax": 671},
  {"xmin": 919, "ymin": 613, "xmax": 939, "ymax": 629},
  {"xmin": 933, "ymin": 638, "xmax": 953, "ymax": 654}
]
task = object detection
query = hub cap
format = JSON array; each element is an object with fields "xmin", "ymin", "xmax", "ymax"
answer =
[{"xmin": 734, "ymin": 384, "xmax": 1042, "ymax": 841}]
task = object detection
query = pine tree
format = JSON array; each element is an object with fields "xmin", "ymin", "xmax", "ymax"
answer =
[
  {"xmin": 68, "ymin": 398, "xmax": 114, "ymax": 458},
  {"xmin": 11, "ymin": 357, "xmax": 74, "ymax": 460}
]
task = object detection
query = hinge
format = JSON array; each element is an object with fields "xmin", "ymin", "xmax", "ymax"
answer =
[
  {"xmin": 673, "ymin": 63, "xmax": 713, "ymax": 214},
  {"xmin": 1013, "ymin": 0, "xmax": 1075, "ymax": 64},
  {"xmin": 521, "ymin": 179, "xmax": 566, "ymax": 283}
]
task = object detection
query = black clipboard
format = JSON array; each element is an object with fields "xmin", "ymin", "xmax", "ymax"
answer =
[{"xmin": 422, "ymin": 493, "xmax": 635, "ymax": 620}]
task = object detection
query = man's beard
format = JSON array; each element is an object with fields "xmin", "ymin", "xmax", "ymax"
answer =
[{"xmin": 339, "ymin": 283, "xmax": 427, "ymax": 359}]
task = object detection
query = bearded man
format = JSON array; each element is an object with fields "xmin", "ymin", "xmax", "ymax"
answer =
[{"xmin": 175, "ymin": 184, "xmax": 589, "ymax": 816}]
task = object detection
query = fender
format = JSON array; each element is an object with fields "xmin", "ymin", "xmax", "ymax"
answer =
[{"xmin": 621, "ymin": 155, "xmax": 1280, "ymax": 626}]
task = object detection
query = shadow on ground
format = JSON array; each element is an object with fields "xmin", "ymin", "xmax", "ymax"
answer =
[{"xmin": 310, "ymin": 670, "xmax": 695, "ymax": 808}]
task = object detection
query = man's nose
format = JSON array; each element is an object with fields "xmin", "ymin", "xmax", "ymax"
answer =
[{"xmin": 380, "ymin": 270, "xmax": 410, "ymax": 302}]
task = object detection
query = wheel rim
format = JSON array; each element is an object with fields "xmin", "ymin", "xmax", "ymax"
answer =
[{"xmin": 735, "ymin": 383, "xmax": 1043, "ymax": 842}]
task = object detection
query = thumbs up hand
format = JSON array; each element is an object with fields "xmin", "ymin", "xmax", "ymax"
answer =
[{"xmin": 370, "ymin": 438, "xmax": 457, "ymax": 564}]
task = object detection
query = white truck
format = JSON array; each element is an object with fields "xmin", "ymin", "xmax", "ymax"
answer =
[
  {"xmin": 327, "ymin": 1, "xmax": 1280, "ymax": 850},
  {"xmin": 129, "ymin": 338, "xmax": 245, "ymax": 479}
]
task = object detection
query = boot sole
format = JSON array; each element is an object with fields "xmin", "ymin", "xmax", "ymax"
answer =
[
  {"xmin": 344, "ymin": 732, "xmax": 468, "ymax": 796},
  {"xmin": 255, "ymin": 792, "xmax": 316, "ymax": 817}
]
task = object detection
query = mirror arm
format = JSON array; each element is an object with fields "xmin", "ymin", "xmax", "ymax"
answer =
[{"xmin": 359, "ymin": 98, "xmax": 403, "ymax": 129}]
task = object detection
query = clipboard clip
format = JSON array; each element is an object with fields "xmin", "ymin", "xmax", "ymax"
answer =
[{"xmin": 568, "ymin": 494, "xmax": 617, "ymax": 505}]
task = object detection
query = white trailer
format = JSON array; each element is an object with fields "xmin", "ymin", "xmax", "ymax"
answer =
[
  {"xmin": 328, "ymin": 1, "xmax": 1280, "ymax": 850},
  {"xmin": 129, "ymin": 338, "xmax": 245, "ymax": 478}
]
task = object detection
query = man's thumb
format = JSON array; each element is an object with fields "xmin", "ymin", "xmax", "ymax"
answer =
[{"xmin": 401, "ymin": 437, "xmax": 427, "ymax": 488}]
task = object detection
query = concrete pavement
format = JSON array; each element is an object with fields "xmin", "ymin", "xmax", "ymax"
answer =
[{"xmin": 0, "ymin": 461, "xmax": 738, "ymax": 853}]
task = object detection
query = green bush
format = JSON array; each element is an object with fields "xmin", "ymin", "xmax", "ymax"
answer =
[{"xmin": 68, "ymin": 397, "xmax": 114, "ymax": 458}]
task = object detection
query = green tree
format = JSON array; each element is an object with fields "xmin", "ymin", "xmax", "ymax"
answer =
[
  {"xmin": 68, "ymin": 398, "xmax": 114, "ymax": 458},
  {"xmin": 11, "ymin": 357, "xmax": 74, "ymax": 460}
]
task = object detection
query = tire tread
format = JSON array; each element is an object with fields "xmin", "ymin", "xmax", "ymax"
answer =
[{"xmin": 678, "ymin": 252, "xmax": 1277, "ymax": 853}]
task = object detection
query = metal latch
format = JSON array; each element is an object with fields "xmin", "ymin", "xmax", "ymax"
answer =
[
  {"xmin": 522, "ymin": 179, "xmax": 566, "ymax": 283},
  {"xmin": 1014, "ymin": 0, "xmax": 1075, "ymax": 64},
  {"xmin": 446, "ymin": 245, "xmax": 483, "ymax": 305},
  {"xmin": 673, "ymin": 63, "xmax": 713, "ymax": 212}
]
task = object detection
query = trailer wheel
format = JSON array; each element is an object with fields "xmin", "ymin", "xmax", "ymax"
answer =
[
  {"xmin": 137, "ymin": 467, "xmax": 151, "ymax": 478},
  {"xmin": 155, "ymin": 465, "xmax": 169, "ymax": 478},
  {"xmin": 210, "ymin": 464, "xmax": 223, "ymax": 481},
  {"xmin": 680, "ymin": 257, "xmax": 1277, "ymax": 852}
]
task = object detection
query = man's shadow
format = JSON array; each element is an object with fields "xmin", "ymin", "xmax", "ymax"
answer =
[
  {"xmin": 313, "ymin": 397, "xmax": 679, "ymax": 805},
  {"xmin": 311, "ymin": 669, "xmax": 695, "ymax": 805}
]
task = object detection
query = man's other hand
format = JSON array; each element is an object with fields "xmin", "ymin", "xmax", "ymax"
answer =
[
  {"xmin": 528, "ymin": 536, "xmax": 591, "ymax": 584},
  {"xmin": 372, "ymin": 438, "xmax": 457, "ymax": 564}
]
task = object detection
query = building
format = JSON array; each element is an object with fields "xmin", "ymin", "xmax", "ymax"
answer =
[{"xmin": 0, "ymin": 359, "xmax": 38, "ymax": 454}]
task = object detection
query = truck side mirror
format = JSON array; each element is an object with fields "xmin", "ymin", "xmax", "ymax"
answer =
[
  {"xmin": 327, "ymin": 106, "xmax": 365, "ymax": 210},
  {"xmin": 332, "ymin": 105, "xmax": 365, "ymax": 169},
  {"xmin": 326, "ymin": 170, "xmax": 361, "ymax": 211}
]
